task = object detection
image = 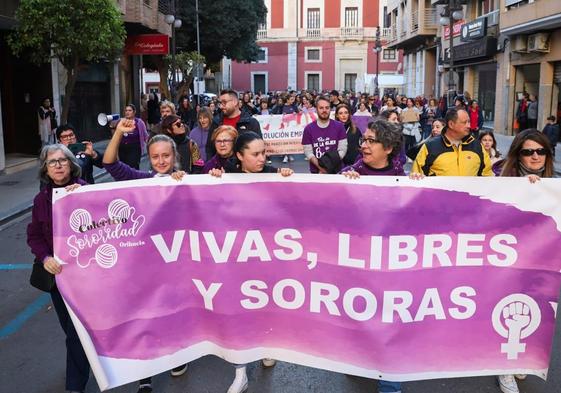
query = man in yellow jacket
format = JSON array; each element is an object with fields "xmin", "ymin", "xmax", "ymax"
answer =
[{"xmin": 412, "ymin": 108, "xmax": 493, "ymax": 176}]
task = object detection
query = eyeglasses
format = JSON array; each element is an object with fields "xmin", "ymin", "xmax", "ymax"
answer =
[
  {"xmin": 359, "ymin": 137, "xmax": 381, "ymax": 146},
  {"xmin": 520, "ymin": 148, "xmax": 547, "ymax": 157},
  {"xmin": 173, "ymin": 121, "xmax": 184, "ymax": 129},
  {"xmin": 59, "ymin": 133, "xmax": 75, "ymax": 140},
  {"xmin": 46, "ymin": 158, "xmax": 70, "ymax": 167},
  {"xmin": 219, "ymin": 99, "xmax": 233, "ymax": 106},
  {"xmin": 215, "ymin": 139, "xmax": 234, "ymax": 145}
]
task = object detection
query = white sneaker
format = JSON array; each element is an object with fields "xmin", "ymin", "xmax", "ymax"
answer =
[
  {"xmin": 170, "ymin": 363, "xmax": 188, "ymax": 377},
  {"xmin": 262, "ymin": 358, "xmax": 276, "ymax": 367},
  {"xmin": 514, "ymin": 374, "xmax": 527, "ymax": 380},
  {"xmin": 498, "ymin": 374, "xmax": 519, "ymax": 393},
  {"xmin": 288, "ymin": 155, "xmax": 295, "ymax": 162},
  {"xmin": 227, "ymin": 366, "xmax": 248, "ymax": 393},
  {"xmin": 283, "ymin": 155, "xmax": 289, "ymax": 163}
]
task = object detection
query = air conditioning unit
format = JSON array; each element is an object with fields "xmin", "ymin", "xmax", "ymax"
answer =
[
  {"xmin": 527, "ymin": 33, "xmax": 550, "ymax": 53},
  {"xmin": 511, "ymin": 35, "xmax": 527, "ymax": 53}
]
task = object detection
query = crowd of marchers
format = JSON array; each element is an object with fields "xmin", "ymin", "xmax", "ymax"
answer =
[{"xmin": 29, "ymin": 86, "xmax": 559, "ymax": 393}]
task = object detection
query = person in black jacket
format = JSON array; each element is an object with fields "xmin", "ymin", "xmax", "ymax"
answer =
[
  {"xmin": 160, "ymin": 115, "xmax": 203, "ymax": 173},
  {"xmin": 55, "ymin": 124, "xmax": 103, "ymax": 184},
  {"xmin": 206, "ymin": 89, "xmax": 262, "ymax": 158},
  {"xmin": 543, "ymin": 116, "xmax": 560, "ymax": 157}
]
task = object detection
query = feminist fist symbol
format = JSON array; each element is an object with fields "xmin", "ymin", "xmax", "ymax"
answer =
[{"xmin": 492, "ymin": 294, "xmax": 541, "ymax": 360}]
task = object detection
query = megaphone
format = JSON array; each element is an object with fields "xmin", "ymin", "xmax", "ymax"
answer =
[{"xmin": 97, "ymin": 113, "xmax": 120, "ymax": 126}]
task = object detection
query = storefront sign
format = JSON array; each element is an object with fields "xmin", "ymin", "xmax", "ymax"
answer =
[
  {"xmin": 443, "ymin": 36, "xmax": 497, "ymax": 63},
  {"xmin": 460, "ymin": 17, "xmax": 487, "ymax": 42},
  {"xmin": 124, "ymin": 34, "xmax": 169, "ymax": 55},
  {"xmin": 443, "ymin": 20, "xmax": 464, "ymax": 39}
]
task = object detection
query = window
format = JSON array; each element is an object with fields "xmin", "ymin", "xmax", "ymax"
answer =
[
  {"xmin": 307, "ymin": 8, "xmax": 320, "ymax": 29},
  {"xmin": 344, "ymin": 74, "xmax": 357, "ymax": 92},
  {"xmin": 305, "ymin": 47, "xmax": 322, "ymax": 62},
  {"xmin": 383, "ymin": 49, "xmax": 397, "ymax": 61},
  {"xmin": 307, "ymin": 73, "xmax": 321, "ymax": 91},
  {"xmin": 257, "ymin": 48, "xmax": 268, "ymax": 63},
  {"xmin": 344, "ymin": 7, "xmax": 359, "ymax": 27}
]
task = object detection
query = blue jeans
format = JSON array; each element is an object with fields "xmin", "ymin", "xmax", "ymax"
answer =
[{"xmin": 379, "ymin": 379, "xmax": 402, "ymax": 393}]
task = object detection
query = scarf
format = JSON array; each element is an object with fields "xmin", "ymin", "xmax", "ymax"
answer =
[{"xmin": 518, "ymin": 162, "xmax": 544, "ymax": 177}]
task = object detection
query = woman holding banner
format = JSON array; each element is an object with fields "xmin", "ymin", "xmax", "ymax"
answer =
[
  {"xmin": 209, "ymin": 131, "xmax": 292, "ymax": 393},
  {"xmin": 495, "ymin": 129, "xmax": 554, "ymax": 393},
  {"xmin": 340, "ymin": 119, "xmax": 404, "ymax": 393},
  {"xmin": 27, "ymin": 144, "xmax": 90, "ymax": 393},
  {"xmin": 103, "ymin": 119, "xmax": 188, "ymax": 393},
  {"xmin": 203, "ymin": 125, "xmax": 238, "ymax": 174}
]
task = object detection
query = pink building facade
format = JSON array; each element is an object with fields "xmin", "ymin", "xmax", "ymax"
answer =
[{"xmin": 224, "ymin": 0, "xmax": 404, "ymax": 94}]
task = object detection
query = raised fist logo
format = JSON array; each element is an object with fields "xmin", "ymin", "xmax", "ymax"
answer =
[{"xmin": 492, "ymin": 294, "xmax": 541, "ymax": 360}]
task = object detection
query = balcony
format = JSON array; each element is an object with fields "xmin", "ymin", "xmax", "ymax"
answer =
[
  {"xmin": 306, "ymin": 28, "xmax": 321, "ymax": 38},
  {"xmin": 381, "ymin": 27, "xmax": 393, "ymax": 40},
  {"xmin": 257, "ymin": 29, "xmax": 267, "ymax": 40},
  {"xmin": 387, "ymin": 7, "xmax": 438, "ymax": 49},
  {"xmin": 123, "ymin": 0, "xmax": 170, "ymax": 34},
  {"xmin": 340, "ymin": 26, "xmax": 364, "ymax": 39}
]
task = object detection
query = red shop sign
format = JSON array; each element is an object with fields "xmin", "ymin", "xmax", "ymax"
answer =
[
  {"xmin": 125, "ymin": 34, "xmax": 170, "ymax": 55},
  {"xmin": 443, "ymin": 20, "xmax": 464, "ymax": 39}
]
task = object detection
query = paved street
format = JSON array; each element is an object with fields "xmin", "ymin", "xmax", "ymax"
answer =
[{"xmin": 1, "ymin": 151, "xmax": 561, "ymax": 393}]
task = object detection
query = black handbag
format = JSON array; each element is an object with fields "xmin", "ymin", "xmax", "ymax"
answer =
[{"xmin": 30, "ymin": 261, "xmax": 55, "ymax": 292}]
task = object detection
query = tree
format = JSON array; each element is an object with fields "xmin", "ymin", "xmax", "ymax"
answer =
[
  {"xmin": 8, "ymin": 0, "xmax": 126, "ymax": 123},
  {"xmin": 166, "ymin": 51, "xmax": 206, "ymax": 100},
  {"xmin": 176, "ymin": 0, "xmax": 267, "ymax": 65}
]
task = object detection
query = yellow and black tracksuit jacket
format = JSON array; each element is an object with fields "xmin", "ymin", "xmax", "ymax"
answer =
[{"xmin": 412, "ymin": 132, "xmax": 493, "ymax": 176}]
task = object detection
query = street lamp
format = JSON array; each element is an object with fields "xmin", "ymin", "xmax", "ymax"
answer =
[
  {"xmin": 165, "ymin": 0, "xmax": 182, "ymax": 102},
  {"xmin": 373, "ymin": 27, "xmax": 383, "ymax": 95},
  {"xmin": 440, "ymin": 0, "xmax": 463, "ymax": 104}
]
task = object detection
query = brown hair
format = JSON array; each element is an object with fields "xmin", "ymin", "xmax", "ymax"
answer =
[
  {"xmin": 197, "ymin": 107, "xmax": 213, "ymax": 127},
  {"xmin": 211, "ymin": 125, "xmax": 238, "ymax": 143},
  {"xmin": 335, "ymin": 104, "xmax": 357, "ymax": 134},
  {"xmin": 500, "ymin": 129, "xmax": 554, "ymax": 178}
]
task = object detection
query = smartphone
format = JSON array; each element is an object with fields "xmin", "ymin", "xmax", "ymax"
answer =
[{"xmin": 68, "ymin": 143, "xmax": 86, "ymax": 155}]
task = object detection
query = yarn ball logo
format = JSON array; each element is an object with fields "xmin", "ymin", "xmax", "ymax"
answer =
[
  {"xmin": 492, "ymin": 294, "xmax": 541, "ymax": 360},
  {"xmin": 66, "ymin": 199, "xmax": 145, "ymax": 269}
]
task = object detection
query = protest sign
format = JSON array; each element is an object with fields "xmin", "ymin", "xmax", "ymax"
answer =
[{"xmin": 52, "ymin": 175, "xmax": 561, "ymax": 390}]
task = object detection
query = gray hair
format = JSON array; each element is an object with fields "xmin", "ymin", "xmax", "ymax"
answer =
[
  {"xmin": 367, "ymin": 119, "xmax": 403, "ymax": 158},
  {"xmin": 38, "ymin": 144, "xmax": 81, "ymax": 183},
  {"xmin": 146, "ymin": 134, "xmax": 181, "ymax": 171}
]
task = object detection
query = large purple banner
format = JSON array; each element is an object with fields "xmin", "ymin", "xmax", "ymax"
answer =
[{"xmin": 52, "ymin": 175, "xmax": 561, "ymax": 390}]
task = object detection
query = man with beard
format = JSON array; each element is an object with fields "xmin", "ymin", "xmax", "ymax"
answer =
[
  {"xmin": 302, "ymin": 96, "xmax": 348, "ymax": 174},
  {"xmin": 206, "ymin": 89, "xmax": 262, "ymax": 158}
]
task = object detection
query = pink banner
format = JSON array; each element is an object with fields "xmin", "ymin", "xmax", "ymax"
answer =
[{"xmin": 52, "ymin": 175, "xmax": 561, "ymax": 390}]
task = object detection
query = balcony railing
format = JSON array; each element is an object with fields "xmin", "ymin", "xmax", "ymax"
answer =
[
  {"xmin": 424, "ymin": 8, "xmax": 439, "ymax": 29},
  {"xmin": 411, "ymin": 10, "xmax": 420, "ymax": 33},
  {"xmin": 381, "ymin": 27, "xmax": 393, "ymax": 40},
  {"xmin": 257, "ymin": 30, "xmax": 267, "ymax": 40},
  {"xmin": 306, "ymin": 28, "xmax": 321, "ymax": 38},
  {"xmin": 340, "ymin": 26, "xmax": 364, "ymax": 38}
]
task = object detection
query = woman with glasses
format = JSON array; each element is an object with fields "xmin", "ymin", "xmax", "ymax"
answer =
[
  {"xmin": 341, "ymin": 119, "xmax": 405, "ymax": 177},
  {"xmin": 27, "ymin": 144, "xmax": 90, "ymax": 393},
  {"xmin": 203, "ymin": 125, "xmax": 238, "ymax": 173},
  {"xmin": 339, "ymin": 119, "xmax": 404, "ymax": 393},
  {"xmin": 160, "ymin": 114, "xmax": 204, "ymax": 174}
]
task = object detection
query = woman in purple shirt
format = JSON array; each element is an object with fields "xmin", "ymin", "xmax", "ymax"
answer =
[
  {"xmin": 27, "ymin": 144, "xmax": 89, "ymax": 393},
  {"xmin": 118, "ymin": 104, "xmax": 149, "ymax": 170},
  {"xmin": 341, "ymin": 120, "xmax": 405, "ymax": 176}
]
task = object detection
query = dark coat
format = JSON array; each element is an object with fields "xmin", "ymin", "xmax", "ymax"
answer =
[{"xmin": 27, "ymin": 178, "xmax": 87, "ymax": 263}]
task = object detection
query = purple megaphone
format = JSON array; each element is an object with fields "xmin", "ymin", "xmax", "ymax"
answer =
[{"xmin": 97, "ymin": 113, "xmax": 120, "ymax": 126}]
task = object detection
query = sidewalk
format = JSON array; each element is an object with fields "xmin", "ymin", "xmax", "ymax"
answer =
[
  {"xmin": 1, "ymin": 135, "xmax": 560, "ymax": 226},
  {"xmin": 0, "ymin": 140, "xmax": 111, "ymax": 225}
]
